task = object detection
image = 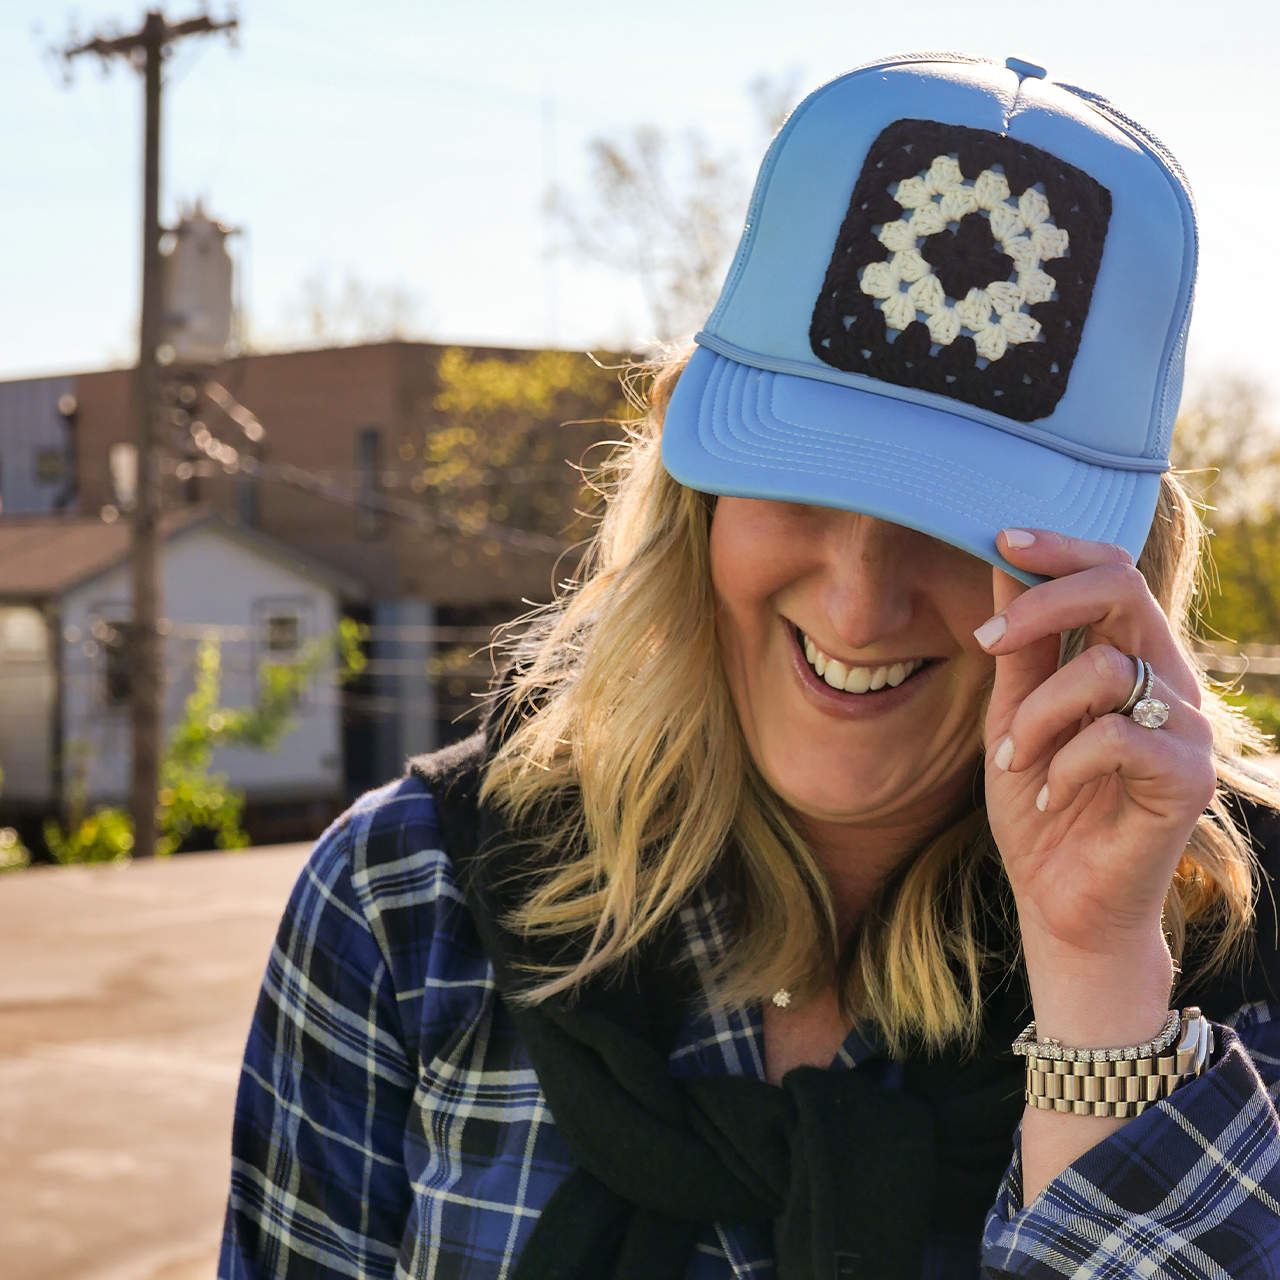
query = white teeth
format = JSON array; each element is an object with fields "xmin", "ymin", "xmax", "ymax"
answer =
[
  {"xmin": 799, "ymin": 631, "xmax": 925, "ymax": 694},
  {"xmin": 843, "ymin": 665, "xmax": 871, "ymax": 693}
]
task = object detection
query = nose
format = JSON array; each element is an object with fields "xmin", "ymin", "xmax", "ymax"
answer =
[{"xmin": 816, "ymin": 514, "xmax": 917, "ymax": 650}]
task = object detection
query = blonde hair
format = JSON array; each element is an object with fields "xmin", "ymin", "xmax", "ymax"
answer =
[{"xmin": 481, "ymin": 350, "xmax": 1279, "ymax": 1056}]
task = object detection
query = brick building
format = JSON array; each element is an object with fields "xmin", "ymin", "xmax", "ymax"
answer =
[{"xmin": 0, "ymin": 341, "xmax": 618, "ymax": 828}]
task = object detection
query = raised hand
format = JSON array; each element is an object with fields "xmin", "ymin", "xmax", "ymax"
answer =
[
  {"xmin": 974, "ymin": 528, "xmax": 1217, "ymax": 1199},
  {"xmin": 977, "ymin": 528, "xmax": 1214, "ymax": 962}
]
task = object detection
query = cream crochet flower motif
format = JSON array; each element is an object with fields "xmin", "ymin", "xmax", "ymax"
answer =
[{"xmin": 858, "ymin": 155, "xmax": 1070, "ymax": 363}]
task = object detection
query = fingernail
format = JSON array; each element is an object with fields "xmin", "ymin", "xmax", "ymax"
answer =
[
  {"xmin": 973, "ymin": 614, "xmax": 1008, "ymax": 650},
  {"xmin": 1002, "ymin": 528, "xmax": 1036, "ymax": 550},
  {"xmin": 992, "ymin": 734, "xmax": 1015, "ymax": 772},
  {"xmin": 1035, "ymin": 784, "xmax": 1050, "ymax": 813}
]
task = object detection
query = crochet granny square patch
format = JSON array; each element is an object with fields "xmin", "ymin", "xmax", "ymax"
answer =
[{"xmin": 809, "ymin": 119, "xmax": 1112, "ymax": 422}]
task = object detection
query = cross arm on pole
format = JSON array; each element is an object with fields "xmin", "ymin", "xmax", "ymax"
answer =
[
  {"xmin": 61, "ymin": 31, "xmax": 148, "ymax": 60},
  {"xmin": 60, "ymin": 13, "xmax": 238, "ymax": 66}
]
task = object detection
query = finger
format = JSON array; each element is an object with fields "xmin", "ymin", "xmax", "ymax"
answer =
[
  {"xmin": 995, "ymin": 527, "xmax": 1134, "ymax": 577},
  {"xmin": 995, "ymin": 650, "xmax": 1166, "ymax": 774},
  {"xmin": 973, "ymin": 561, "xmax": 1198, "ymax": 701},
  {"xmin": 1037, "ymin": 707, "xmax": 1215, "ymax": 818},
  {"xmin": 984, "ymin": 566, "xmax": 1059, "ymax": 738}
]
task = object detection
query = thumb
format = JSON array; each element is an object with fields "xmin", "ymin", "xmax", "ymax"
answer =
[{"xmin": 983, "ymin": 566, "xmax": 1058, "ymax": 740}]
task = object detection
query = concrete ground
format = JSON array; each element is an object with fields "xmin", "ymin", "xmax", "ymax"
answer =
[{"xmin": 0, "ymin": 844, "xmax": 312, "ymax": 1280}]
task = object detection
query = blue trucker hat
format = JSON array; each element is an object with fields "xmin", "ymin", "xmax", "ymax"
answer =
[{"xmin": 661, "ymin": 52, "xmax": 1196, "ymax": 585}]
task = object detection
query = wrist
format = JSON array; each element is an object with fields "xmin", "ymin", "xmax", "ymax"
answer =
[{"xmin": 1021, "ymin": 925, "xmax": 1174, "ymax": 1051}]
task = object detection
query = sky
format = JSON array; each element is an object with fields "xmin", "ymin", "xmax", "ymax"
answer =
[{"xmin": 2, "ymin": 0, "xmax": 1278, "ymax": 405}]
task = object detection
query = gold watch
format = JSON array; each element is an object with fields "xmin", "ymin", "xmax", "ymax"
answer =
[{"xmin": 1014, "ymin": 1007, "xmax": 1214, "ymax": 1117}]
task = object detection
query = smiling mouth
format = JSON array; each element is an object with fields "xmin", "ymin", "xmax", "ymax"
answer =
[{"xmin": 797, "ymin": 627, "xmax": 930, "ymax": 694}]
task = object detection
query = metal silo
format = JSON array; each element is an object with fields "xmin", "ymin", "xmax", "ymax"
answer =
[{"xmin": 162, "ymin": 201, "xmax": 235, "ymax": 367}]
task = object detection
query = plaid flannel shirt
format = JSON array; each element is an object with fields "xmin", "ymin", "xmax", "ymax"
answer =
[{"xmin": 220, "ymin": 772, "xmax": 1280, "ymax": 1279}]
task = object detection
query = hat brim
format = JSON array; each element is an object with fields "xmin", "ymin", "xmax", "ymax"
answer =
[{"xmin": 661, "ymin": 347, "xmax": 1161, "ymax": 588}]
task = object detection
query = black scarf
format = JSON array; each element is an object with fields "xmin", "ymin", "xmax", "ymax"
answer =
[{"xmin": 411, "ymin": 733, "xmax": 1280, "ymax": 1280}]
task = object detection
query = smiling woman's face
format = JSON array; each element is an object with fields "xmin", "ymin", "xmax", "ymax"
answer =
[{"xmin": 709, "ymin": 497, "xmax": 997, "ymax": 835}]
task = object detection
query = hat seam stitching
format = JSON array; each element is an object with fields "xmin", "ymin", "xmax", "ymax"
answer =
[
  {"xmin": 695, "ymin": 331, "xmax": 1169, "ymax": 474},
  {"xmin": 700, "ymin": 359, "xmax": 1118, "ymax": 528}
]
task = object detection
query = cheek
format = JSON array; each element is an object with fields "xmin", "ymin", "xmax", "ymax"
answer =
[
  {"xmin": 708, "ymin": 502, "xmax": 807, "ymax": 730},
  {"xmin": 708, "ymin": 501, "xmax": 802, "ymax": 633},
  {"xmin": 929, "ymin": 546, "xmax": 996, "ymax": 639}
]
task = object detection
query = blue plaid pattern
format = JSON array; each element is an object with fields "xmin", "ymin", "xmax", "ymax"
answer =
[{"xmin": 220, "ymin": 773, "xmax": 1280, "ymax": 1279}]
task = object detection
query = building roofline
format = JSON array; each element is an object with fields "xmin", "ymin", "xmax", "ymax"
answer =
[{"xmin": 0, "ymin": 510, "xmax": 367, "ymax": 602}]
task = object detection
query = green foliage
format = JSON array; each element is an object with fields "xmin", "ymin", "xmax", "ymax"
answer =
[
  {"xmin": 42, "ymin": 623, "xmax": 363, "ymax": 866},
  {"xmin": 44, "ymin": 807, "xmax": 134, "ymax": 864},
  {"xmin": 0, "ymin": 826, "xmax": 31, "ymax": 873},
  {"xmin": 1172, "ymin": 378, "xmax": 1280, "ymax": 647},
  {"xmin": 0, "ymin": 764, "xmax": 31, "ymax": 872},
  {"xmin": 1222, "ymin": 692, "xmax": 1280, "ymax": 750},
  {"xmin": 433, "ymin": 347, "xmax": 619, "ymax": 423},
  {"xmin": 155, "ymin": 633, "xmax": 338, "ymax": 856},
  {"xmin": 1196, "ymin": 518, "xmax": 1280, "ymax": 645},
  {"xmin": 337, "ymin": 615, "xmax": 368, "ymax": 681},
  {"xmin": 416, "ymin": 348, "xmax": 628, "ymax": 551}
]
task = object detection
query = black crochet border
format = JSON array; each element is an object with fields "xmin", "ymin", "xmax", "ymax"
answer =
[{"xmin": 808, "ymin": 118, "xmax": 1112, "ymax": 423}]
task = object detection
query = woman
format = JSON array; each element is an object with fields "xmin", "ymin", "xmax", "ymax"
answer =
[{"xmin": 221, "ymin": 54, "xmax": 1280, "ymax": 1279}]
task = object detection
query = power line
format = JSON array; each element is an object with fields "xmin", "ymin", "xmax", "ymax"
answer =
[{"xmin": 193, "ymin": 379, "xmax": 573, "ymax": 557}]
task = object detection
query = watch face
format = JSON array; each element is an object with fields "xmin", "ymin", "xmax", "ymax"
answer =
[{"xmin": 809, "ymin": 118, "xmax": 1112, "ymax": 423}]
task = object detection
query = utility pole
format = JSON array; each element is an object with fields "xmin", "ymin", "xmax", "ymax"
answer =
[{"xmin": 60, "ymin": 10, "xmax": 237, "ymax": 857}]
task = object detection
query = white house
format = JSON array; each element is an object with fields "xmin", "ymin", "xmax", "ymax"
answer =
[{"xmin": 0, "ymin": 512, "xmax": 364, "ymax": 825}]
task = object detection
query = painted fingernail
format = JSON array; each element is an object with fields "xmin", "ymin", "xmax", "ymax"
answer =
[
  {"xmin": 1035, "ymin": 784, "xmax": 1050, "ymax": 813},
  {"xmin": 973, "ymin": 614, "xmax": 1008, "ymax": 650},
  {"xmin": 1002, "ymin": 528, "xmax": 1036, "ymax": 550},
  {"xmin": 992, "ymin": 735, "xmax": 1015, "ymax": 772}
]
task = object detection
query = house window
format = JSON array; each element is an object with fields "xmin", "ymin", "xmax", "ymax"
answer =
[
  {"xmin": 103, "ymin": 621, "xmax": 135, "ymax": 708},
  {"xmin": 265, "ymin": 613, "xmax": 300, "ymax": 655},
  {"xmin": 253, "ymin": 598, "xmax": 314, "ymax": 714},
  {"xmin": 34, "ymin": 449, "xmax": 65, "ymax": 484},
  {"xmin": 356, "ymin": 426, "xmax": 383, "ymax": 538}
]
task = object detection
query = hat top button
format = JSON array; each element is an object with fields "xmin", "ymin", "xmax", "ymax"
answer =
[{"xmin": 1005, "ymin": 57, "xmax": 1047, "ymax": 81}]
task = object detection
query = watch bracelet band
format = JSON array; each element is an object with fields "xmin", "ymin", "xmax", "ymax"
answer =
[{"xmin": 1018, "ymin": 1007, "xmax": 1214, "ymax": 1117}]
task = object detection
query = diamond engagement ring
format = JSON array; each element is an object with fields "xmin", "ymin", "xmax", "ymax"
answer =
[{"xmin": 1127, "ymin": 659, "xmax": 1170, "ymax": 730}]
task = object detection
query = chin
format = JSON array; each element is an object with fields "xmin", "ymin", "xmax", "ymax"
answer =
[{"xmin": 763, "ymin": 738, "xmax": 918, "ymax": 824}]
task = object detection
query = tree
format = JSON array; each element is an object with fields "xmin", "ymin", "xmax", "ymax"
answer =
[
  {"xmin": 545, "ymin": 72, "xmax": 804, "ymax": 342},
  {"xmin": 1170, "ymin": 375, "xmax": 1280, "ymax": 746},
  {"xmin": 747, "ymin": 68, "xmax": 805, "ymax": 140},
  {"xmin": 281, "ymin": 268, "xmax": 427, "ymax": 348},
  {"xmin": 416, "ymin": 346, "xmax": 629, "ymax": 553},
  {"xmin": 1171, "ymin": 376, "xmax": 1280, "ymax": 645},
  {"xmin": 405, "ymin": 347, "xmax": 629, "ymax": 720},
  {"xmin": 1171, "ymin": 377, "xmax": 1280, "ymax": 523},
  {"xmin": 546, "ymin": 128, "xmax": 746, "ymax": 342}
]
